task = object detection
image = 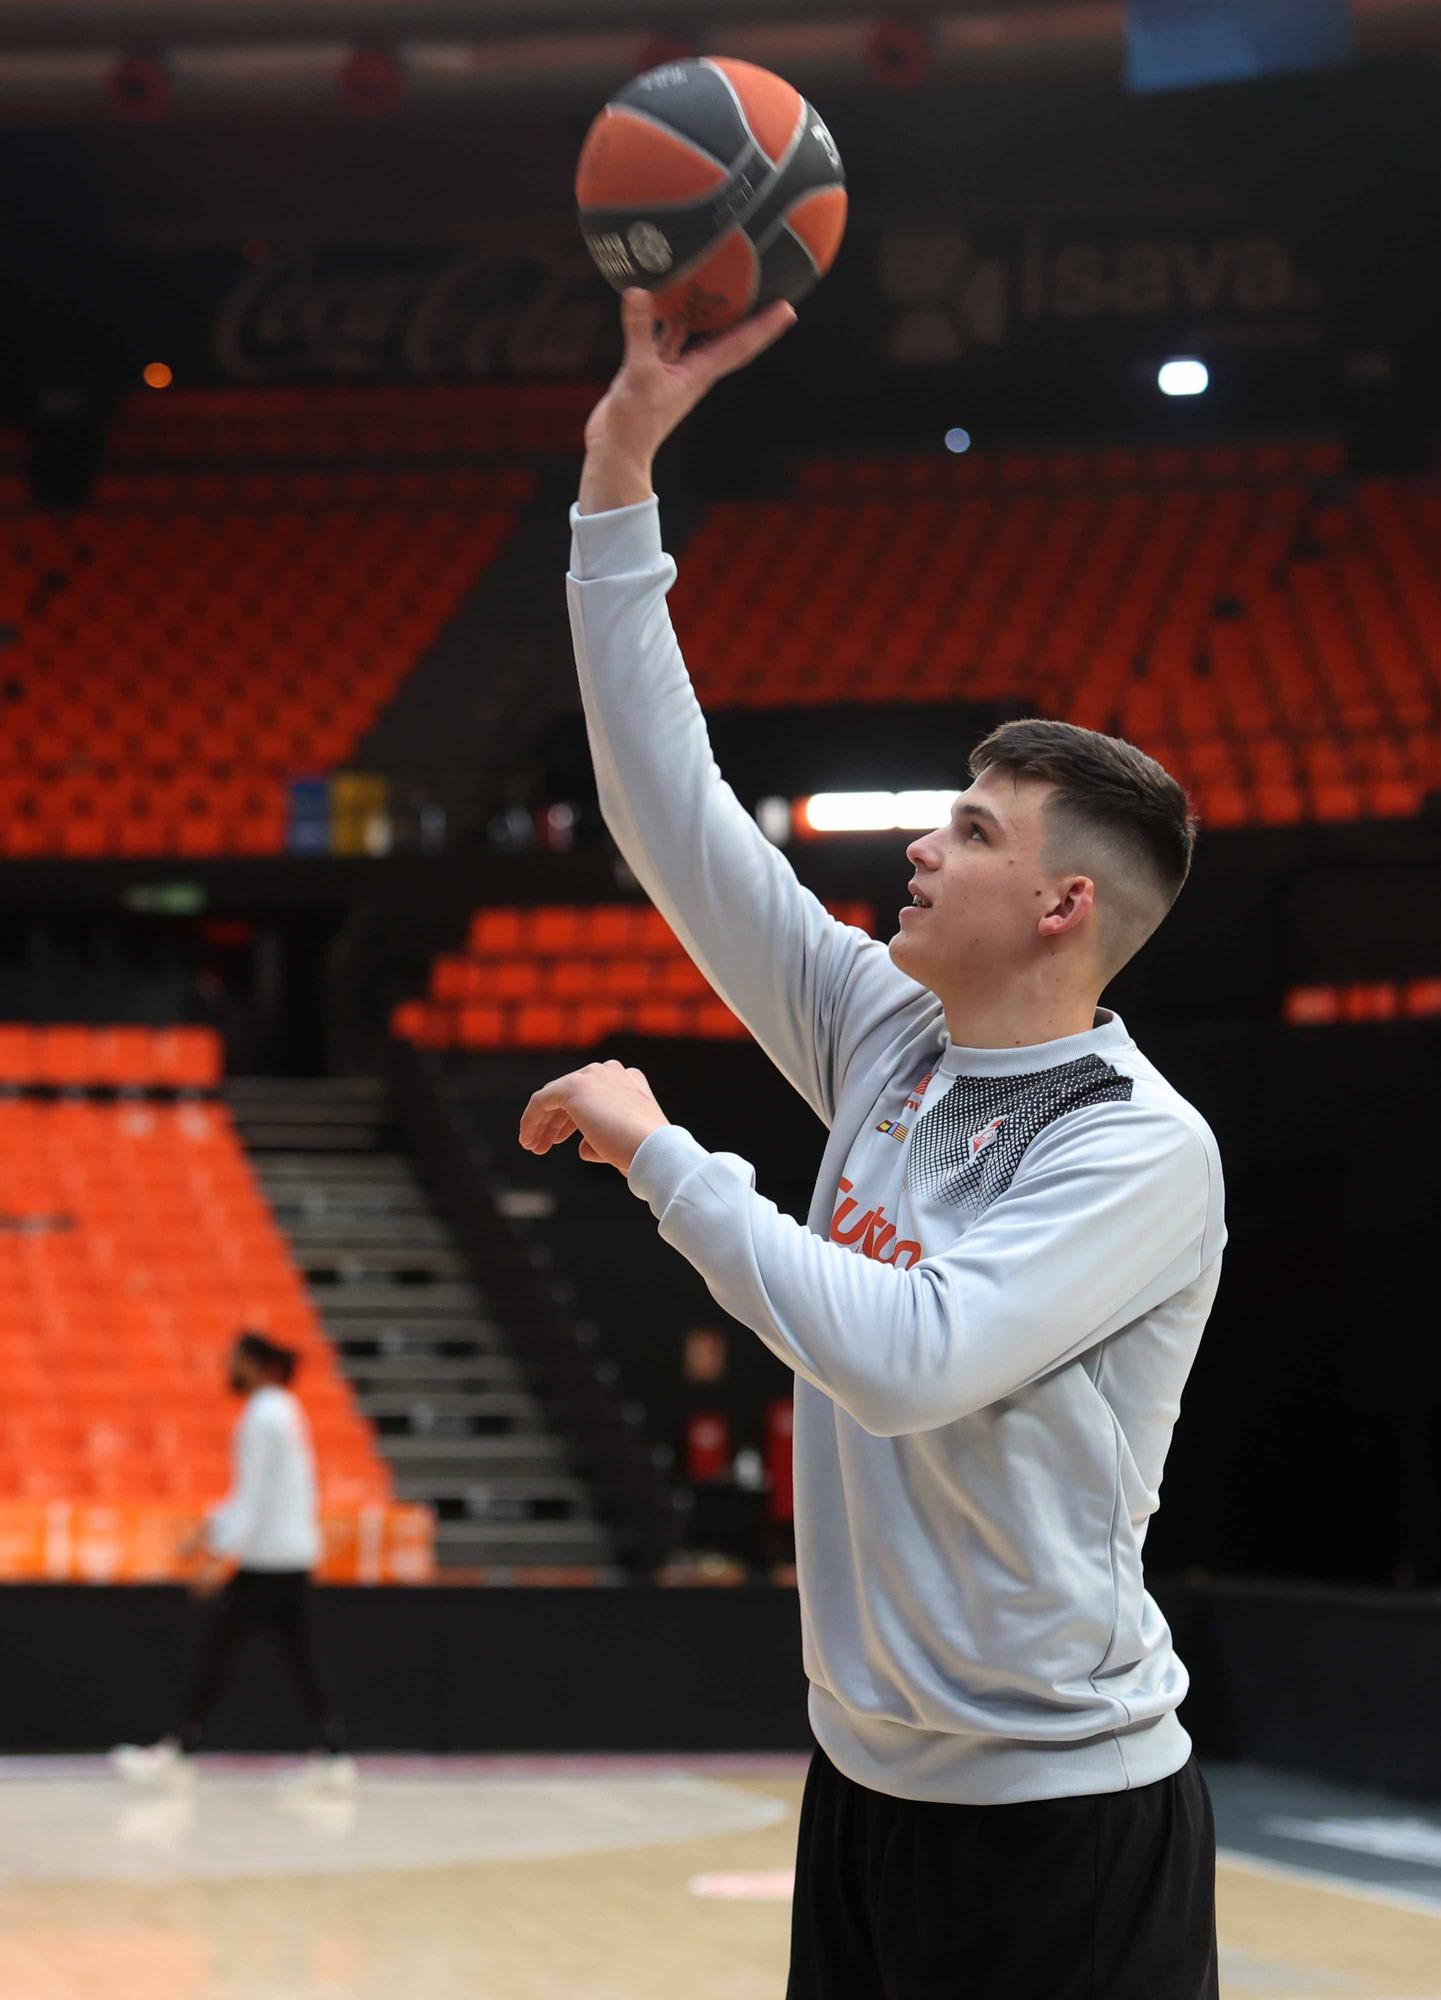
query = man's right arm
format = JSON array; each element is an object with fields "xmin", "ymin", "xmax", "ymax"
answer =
[
  {"xmin": 564, "ymin": 289, "xmax": 929, "ymax": 1125},
  {"xmin": 568, "ymin": 466, "xmax": 925, "ymax": 1129}
]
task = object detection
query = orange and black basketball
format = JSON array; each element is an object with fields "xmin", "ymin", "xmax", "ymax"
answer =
[{"xmin": 575, "ymin": 55, "xmax": 847, "ymax": 335}]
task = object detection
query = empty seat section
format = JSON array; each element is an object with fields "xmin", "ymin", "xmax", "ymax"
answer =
[
  {"xmin": 0, "ymin": 387, "xmax": 540, "ymax": 858},
  {"xmin": 0, "ymin": 1031, "xmax": 397, "ymax": 1567},
  {"xmin": 674, "ymin": 436, "xmax": 1437, "ymax": 831},
  {"xmin": 393, "ymin": 901, "xmax": 876, "ymax": 1052}
]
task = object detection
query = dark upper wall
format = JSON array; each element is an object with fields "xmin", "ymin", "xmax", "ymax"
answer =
[{"xmin": 1, "ymin": 56, "xmax": 1437, "ymax": 442}]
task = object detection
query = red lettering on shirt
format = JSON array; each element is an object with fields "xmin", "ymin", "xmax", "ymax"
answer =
[{"xmin": 829, "ymin": 1178, "xmax": 923, "ymax": 1269}]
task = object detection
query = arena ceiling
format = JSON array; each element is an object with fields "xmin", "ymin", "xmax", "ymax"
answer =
[{"xmin": 2, "ymin": 0, "xmax": 1438, "ymax": 54}]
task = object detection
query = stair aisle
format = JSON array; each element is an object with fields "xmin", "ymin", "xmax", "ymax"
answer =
[{"xmin": 227, "ymin": 1075, "xmax": 619, "ymax": 1574}]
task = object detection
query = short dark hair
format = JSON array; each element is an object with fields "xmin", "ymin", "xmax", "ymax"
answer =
[
  {"xmin": 235, "ymin": 1329, "xmax": 300, "ymax": 1385},
  {"xmin": 966, "ymin": 717, "xmax": 1199, "ymax": 978}
]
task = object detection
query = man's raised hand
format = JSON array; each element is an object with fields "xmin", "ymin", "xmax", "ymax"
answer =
[{"xmin": 581, "ymin": 287, "xmax": 798, "ymax": 475}]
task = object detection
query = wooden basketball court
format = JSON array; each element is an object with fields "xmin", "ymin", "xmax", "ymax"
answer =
[{"xmin": 1, "ymin": 1754, "xmax": 1438, "ymax": 1998}]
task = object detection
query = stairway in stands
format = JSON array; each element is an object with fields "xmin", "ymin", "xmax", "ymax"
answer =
[
  {"xmin": 354, "ymin": 465, "xmax": 712, "ymax": 843},
  {"xmin": 226, "ymin": 1075, "xmax": 617, "ymax": 1574}
]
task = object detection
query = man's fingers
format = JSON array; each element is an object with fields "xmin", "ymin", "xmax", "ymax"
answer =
[
  {"xmin": 524, "ymin": 1109, "xmax": 577, "ymax": 1152},
  {"xmin": 519, "ymin": 1080, "xmax": 570, "ymax": 1150},
  {"xmin": 688, "ymin": 299, "xmax": 798, "ymax": 386},
  {"xmin": 621, "ymin": 286, "xmax": 665, "ymax": 365}
]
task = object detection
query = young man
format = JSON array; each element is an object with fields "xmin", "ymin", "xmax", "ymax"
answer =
[
  {"xmin": 112, "ymin": 1331, "xmax": 353, "ymax": 1788},
  {"xmin": 520, "ymin": 289, "xmax": 1225, "ymax": 1997}
]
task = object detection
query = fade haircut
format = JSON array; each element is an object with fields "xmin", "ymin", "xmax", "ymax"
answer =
[{"xmin": 966, "ymin": 717, "xmax": 1199, "ymax": 982}]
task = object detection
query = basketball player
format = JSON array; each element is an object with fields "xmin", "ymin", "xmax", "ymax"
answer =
[
  {"xmin": 111, "ymin": 1331, "xmax": 353, "ymax": 1788},
  {"xmin": 519, "ymin": 286, "xmax": 1224, "ymax": 1997}
]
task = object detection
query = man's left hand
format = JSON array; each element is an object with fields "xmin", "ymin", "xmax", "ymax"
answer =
[
  {"xmin": 518, "ymin": 1059, "xmax": 670, "ymax": 1175},
  {"xmin": 189, "ymin": 1558, "xmax": 230, "ymax": 1601}
]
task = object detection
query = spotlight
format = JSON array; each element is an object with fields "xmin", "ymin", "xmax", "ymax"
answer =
[
  {"xmin": 943, "ymin": 428, "xmax": 971, "ymax": 454},
  {"xmin": 142, "ymin": 362, "xmax": 172, "ymax": 390},
  {"xmin": 1158, "ymin": 358, "xmax": 1208, "ymax": 397}
]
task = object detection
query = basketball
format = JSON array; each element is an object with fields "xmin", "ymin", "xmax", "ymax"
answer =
[{"xmin": 575, "ymin": 55, "xmax": 847, "ymax": 334}]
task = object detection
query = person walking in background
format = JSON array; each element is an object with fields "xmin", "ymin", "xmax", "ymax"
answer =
[{"xmin": 112, "ymin": 1330, "xmax": 354, "ymax": 1788}]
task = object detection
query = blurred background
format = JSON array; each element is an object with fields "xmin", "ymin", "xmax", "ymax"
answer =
[{"xmin": 1, "ymin": 4, "xmax": 1439, "ymax": 1993}]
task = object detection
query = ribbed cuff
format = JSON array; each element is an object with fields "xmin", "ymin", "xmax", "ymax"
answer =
[
  {"xmin": 626, "ymin": 1121, "xmax": 711, "ymax": 1217},
  {"xmin": 568, "ymin": 494, "xmax": 664, "ymax": 580}
]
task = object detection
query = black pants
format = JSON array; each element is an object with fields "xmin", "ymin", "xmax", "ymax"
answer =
[
  {"xmin": 180, "ymin": 1569, "xmax": 347, "ymax": 1754},
  {"xmin": 787, "ymin": 1741, "xmax": 1219, "ymax": 2000}
]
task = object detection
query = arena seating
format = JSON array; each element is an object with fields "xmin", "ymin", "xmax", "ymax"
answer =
[
  {"xmin": 1283, "ymin": 977, "xmax": 1441, "ymax": 1025},
  {"xmin": 667, "ymin": 437, "xmax": 1439, "ymax": 829},
  {"xmin": 0, "ymin": 383, "xmax": 542, "ymax": 858},
  {"xmin": 6, "ymin": 411, "xmax": 1436, "ymax": 859},
  {"xmin": 390, "ymin": 899, "xmax": 875, "ymax": 1051},
  {"xmin": 0, "ymin": 477, "xmax": 524, "ymax": 858},
  {"xmin": 104, "ymin": 382, "xmax": 598, "ymax": 467},
  {"xmin": 0, "ymin": 1023, "xmax": 221, "ymax": 1091},
  {"xmin": 0, "ymin": 1024, "xmax": 428, "ymax": 1580}
]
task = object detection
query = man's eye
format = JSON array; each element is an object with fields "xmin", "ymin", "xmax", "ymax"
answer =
[{"xmin": 968, "ymin": 824, "xmax": 985, "ymax": 840}]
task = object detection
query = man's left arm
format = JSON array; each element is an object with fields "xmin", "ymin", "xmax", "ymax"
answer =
[{"xmin": 625, "ymin": 1101, "xmax": 1216, "ymax": 1438}]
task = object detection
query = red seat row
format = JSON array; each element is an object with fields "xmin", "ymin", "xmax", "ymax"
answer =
[
  {"xmin": 0, "ymin": 1024, "xmax": 222, "ymax": 1089},
  {"xmin": 393, "ymin": 902, "xmax": 876, "ymax": 1051}
]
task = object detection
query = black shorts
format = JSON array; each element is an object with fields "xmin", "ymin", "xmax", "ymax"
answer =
[{"xmin": 786, "ymin": 1741, "xmax": 1219, "ymax": 2000}]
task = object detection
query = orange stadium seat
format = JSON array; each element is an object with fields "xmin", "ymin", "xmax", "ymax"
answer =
[
  {"xmin": 662, "ymin": 437, "xmax": 1440, "ymax": 837},
  {"xmin": 393, "ymin": 902, "xmax": 873, "ymax": 1052},
  {"xmin": 0, "ymin": 391, "xmax": 539, "ymax": 860},
  {"xmin": 0, "ymin": 1095, "xmax": 391, "ymax": 1527}
]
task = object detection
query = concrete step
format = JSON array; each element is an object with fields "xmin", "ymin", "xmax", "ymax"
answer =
[
  {"xmin": 257, "ymin": 1154, "xmax": 418, "ymax": 1180},
  {"xmin": 427, "ymin": 1476, "xmax": 598, "ymax": 1523},
  {"xmin": 360, "ymin": 1382, "xmax": 538, "ymax": 1422},
  {"xmin": 279, "ymin": 1226, "xmax": 454, "ymax": 1255},
  {"xmin": 289, "ymin": 1242, "xmax": 467, "ymax": 1273},
  {"xmin": 372, "ymin": 1390, "xmax": 545, "ymax": 1437},
  {"xmin": 331, "ymin": 1324, "xmax": 507, "ymax": 1353},
  {"xmin": 311, "ymin": 1281, "xmax": 488, "ymax": 1313},
  {"xmin": 266, "ymin": 1195, "xmax": 427, "ymax": 1218},
  {"xmin": 239, "ymin": 1123, "xmax": 384, "ymax": 1151},
  {"xmin": 345, "ymin": 1355, "xmax": 526, "ymax": 1392}
]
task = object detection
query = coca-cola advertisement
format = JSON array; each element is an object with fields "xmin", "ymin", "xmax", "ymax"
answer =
[{"xmin": 210, "ymin": 242, "xmax": 614, "ymax": 381}]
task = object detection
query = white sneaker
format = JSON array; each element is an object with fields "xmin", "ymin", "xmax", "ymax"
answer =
[
  {"xmin": 280, "ymin": 1752, "xmax": 358, "ymax": 1792},
  {"xmin": 110, "ymin": 1741, "xmax": 194, "ymax": 1787}
]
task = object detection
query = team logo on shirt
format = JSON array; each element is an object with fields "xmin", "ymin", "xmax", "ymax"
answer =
[{"xmin": 967, "ymin": 1115, "xmax": 1007, "ymax": 1158}]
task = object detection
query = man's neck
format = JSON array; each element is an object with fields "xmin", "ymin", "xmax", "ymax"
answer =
[{"xmin": 942, "ymin": 993, "xmax": 1102, "ymax": 1052}]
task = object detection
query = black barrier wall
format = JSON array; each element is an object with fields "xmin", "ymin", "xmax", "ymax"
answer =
[{"xmin": 2, "ymin": 1577, "xmax": 1438, "ymax": 1798}]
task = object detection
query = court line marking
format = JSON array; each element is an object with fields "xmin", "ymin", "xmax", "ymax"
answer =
[
  {"xmin": 0, "ymin": 1760, "xmax": 816, "ymax": 1792},
  {"xmin": 1217, "ymin": 1844, "xmax": 1441, "ymax": 1920}
]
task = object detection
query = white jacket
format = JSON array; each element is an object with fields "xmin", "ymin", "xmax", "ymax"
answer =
[
  {"xmin": 567, "ymin": 494, "xmax": 1227, "ymax": 1806},
  {"xmin": 207, "ymin": 1385, "xmax": 322, "ymax": 1572}
]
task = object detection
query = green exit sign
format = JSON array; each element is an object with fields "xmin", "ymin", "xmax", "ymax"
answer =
[{"xmin": 121, "ymin": 881, "xmax": 208, "ymax": 915}]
